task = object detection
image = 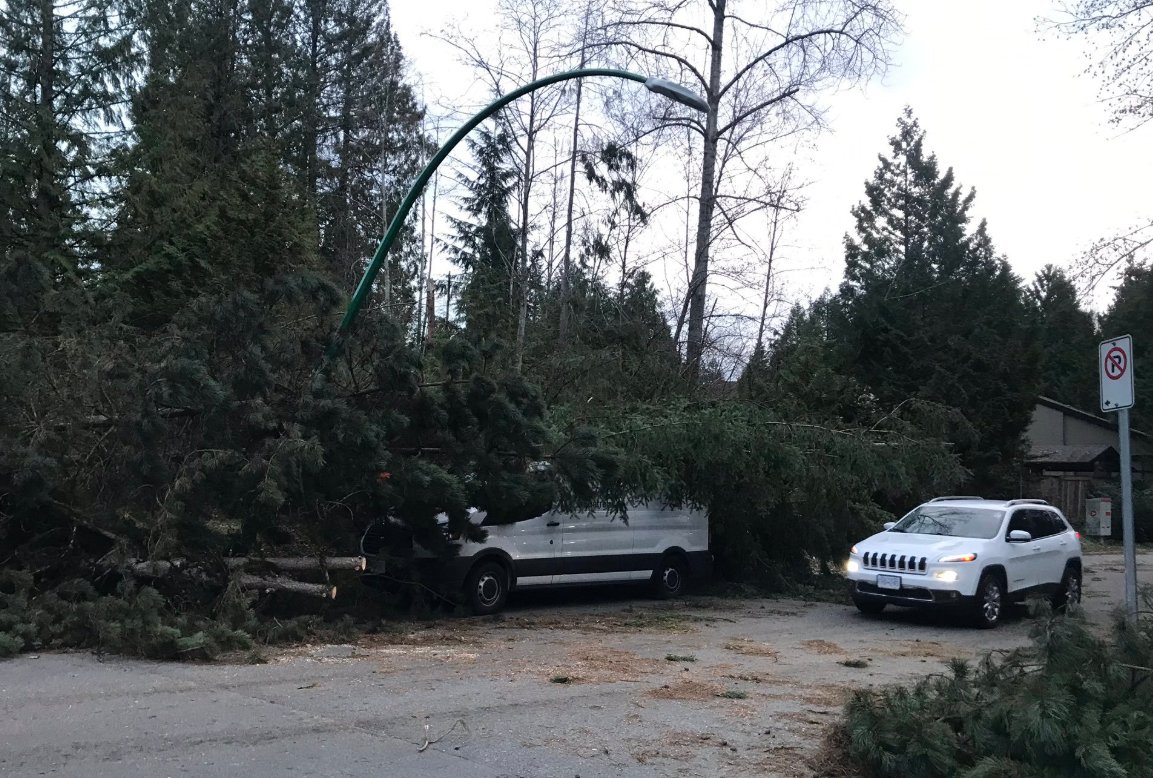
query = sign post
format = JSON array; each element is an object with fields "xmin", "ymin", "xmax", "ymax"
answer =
[{"xmin": 1100, "ymin": 334, "xmax": 1137, "ymax": 622}]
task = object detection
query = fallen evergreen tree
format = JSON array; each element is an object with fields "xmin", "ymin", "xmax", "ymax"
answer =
[
  {"xmin": 0, "ymin": 272, "xmax": 965, "ymax": 658},
  {"xmin": 844, "ymin": 600, "xmax": 1153, "ymax": 778}
]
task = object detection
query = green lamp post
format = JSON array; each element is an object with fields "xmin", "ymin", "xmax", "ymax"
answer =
[{"xmin": 328, "ymin": 68, "xmax": 708, "ymax": 355}]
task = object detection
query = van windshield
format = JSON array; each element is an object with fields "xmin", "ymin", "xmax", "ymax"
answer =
[{"xmin": 889, "ymin": 506, "xmax": 1006, "ymax": 539}]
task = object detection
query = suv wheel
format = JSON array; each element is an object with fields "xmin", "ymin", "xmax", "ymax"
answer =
[
  {"xmin": 971, "ymin": 572, "xmax": 1005, "ymax": 629},
  {"xmin": 652, "ymin": 555, "xmax": 687, "ymax": 599},
  {"xmin": 1053, "ymin": 565, "xmax": 1082, "ymax": 610},
  {"xmin": 465, "ymin": 561, "xmax": 508, "ymax": 616}
]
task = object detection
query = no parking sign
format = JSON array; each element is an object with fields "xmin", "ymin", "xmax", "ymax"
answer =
[{"xmin": 1100, "ymin": 335, "xmax": 1134, "ymax": 413}]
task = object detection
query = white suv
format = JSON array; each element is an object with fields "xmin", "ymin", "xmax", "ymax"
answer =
[
  {"xmin": 845, "ymin": 497, "xmax": 1082, "ymax": 628},
  {"xmin": 361, "ymin": 504, "xmax": 711, "ymax": 615}
]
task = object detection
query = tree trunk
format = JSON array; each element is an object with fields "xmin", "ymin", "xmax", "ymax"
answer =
[
  {"xmin": 672, "ymin": 126, "xmax": 694, "ymax": 351},
  {"xmin": 547, "ymin": 164, "xmax": 559, "ymax": 290},
  {"xmin": 514, "ymin": 81, "xmax": 539, "ymax": 373},
  {"xmin": 419, "ymin": 165, "xmax": 439, "ymax": 348},
  {"xmin": 128, "ymin": 556, "xmax": 366, "ymax": 576},
  {"xmin": 34, "ymin": 0, "xmax": 58, "ymax": 260},
  {"xmin": 380, "ymin": 45, "xmax": 393, "ymax": 309},
  {"xmin": 303, "ymin": 0, "xmax": 325, "ymax": 220},
  {"xmin": 231, "ymin": 556, "xmax": 366, "ymax": 572},
  {"xmin": 557, "ymin": 15, "xmax": 590, "ymax": 351},
  {"xmin": 240, "ymin": 575, "xmax": 337, "ymax": 599},
  {"xmin": 684, "ymin": 0, "xmax": 726, "ymax": 380},
  {"xmin": 755, "ymin": 193, "xmax": 784, "ymax": 354}
]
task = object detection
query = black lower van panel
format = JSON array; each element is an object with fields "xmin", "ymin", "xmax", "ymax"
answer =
[{"xmin": 376, "ymin": 549, "xmax": 713, "ymax": 596}]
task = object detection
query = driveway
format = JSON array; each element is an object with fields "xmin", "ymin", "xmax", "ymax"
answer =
[{"xmin": 2, "ymin": 552, "xmax": 1149, "ymax": 778}]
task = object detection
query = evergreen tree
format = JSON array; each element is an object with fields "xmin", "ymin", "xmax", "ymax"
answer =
[
  {"xmin": 1101, "ymin": 264, "xmax": 1153, "ymax": 431},
  {"xmin": 104, "ymin": 0, "xmax": 318, "ymax": 324},
  {"xmin": 756, "ymin": 298, "xmax": 875, "ymax": 424},
  {"xmin": 319, "ymin": 2, "xmax": 428, "ymax": 301},
  {"xmin": 106, "ymin": 0, "xmax": 439, "ymax": 324},
  {"xmin": 1029, "ymin": 264, "xmax": 1099, "ymax": 411},
  {"xmin": 0, "ymin": 0, "xmax": 132, "ymax": 329},
  {"xmin": 834, "ymin": 109, "xmax": 1038, "ymax": 490},
  {"xmin": 448, "ymin": 127, "xmax": 520, "ymax": 345},
  {"xmin": 534, "ymin": 269, "xmax": 683, "ymax": 404}
]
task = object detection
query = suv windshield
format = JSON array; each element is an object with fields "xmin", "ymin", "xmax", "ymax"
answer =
[{"xmin": 889, "ymin": 505, "xmax": 1006, "ymax": 539}]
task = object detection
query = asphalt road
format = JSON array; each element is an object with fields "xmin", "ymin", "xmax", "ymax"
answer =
[{"xmin": 2, "ymin": 552, "xmax": 1150, "ymax": 778}]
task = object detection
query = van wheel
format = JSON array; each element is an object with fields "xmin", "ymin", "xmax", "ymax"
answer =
[
  {"xmin": 465, "ymin": 561, "xmax": 508, "ymax": 616},
  {"xmin": 652, "ymin": 555, "xmax": 687, "ymax": 599},
  {"xmin": 1052, "ymin": 565, "xmax": 1082, "ymax": 610},
  {"xmin": 970, "ymin": 572, "xmax": 1005, "ymax": 629}
]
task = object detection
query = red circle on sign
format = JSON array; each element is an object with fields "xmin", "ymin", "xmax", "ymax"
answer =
[{"xmin": 1105, "ymin": 346, "xmax": 1127, "ymax": 380}]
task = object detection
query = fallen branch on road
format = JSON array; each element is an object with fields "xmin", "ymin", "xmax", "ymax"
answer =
[
  {"xmin": 418, "ymin": 719, "xmax": 468, "ymax": 753},
  {"xmin": 126, "ymin": 556, "xmax": 366, "ymax": 577},
  {"xmin": 239, "ymin": 575, "xmax": 336, "ymax": 599}
]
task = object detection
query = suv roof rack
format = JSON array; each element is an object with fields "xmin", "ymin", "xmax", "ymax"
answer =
[
  {"xmin": 1005, "ymin": 498, "xmax": 1049, "ymax": 507},
  {"xmin": 929, "ymin": 495, "xmax": 984, "ymax": 502}
]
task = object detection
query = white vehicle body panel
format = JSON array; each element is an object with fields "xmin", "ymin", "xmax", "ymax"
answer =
[{"xmin": 402, "ymin": 504, "xmax": 711, "ymax": 593}]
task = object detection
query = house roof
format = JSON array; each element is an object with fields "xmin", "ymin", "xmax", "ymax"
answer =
[
  {"xmin": 1036, "ymin": 396, "xmax": 1150, "ymax": 440},
  {"xmin": 1027, "ymin": 444, "xmax": 1118, "ymax": 467}
]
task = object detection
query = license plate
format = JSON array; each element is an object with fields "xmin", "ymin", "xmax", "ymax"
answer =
[{"xmin": 876, "ymin": 574, "xmax": 901, "ymax": 591}]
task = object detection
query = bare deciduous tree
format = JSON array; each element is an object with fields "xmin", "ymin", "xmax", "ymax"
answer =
[
  {"xmin": 1049, "ymin": 2, "xmax": 1153, "ymax": 290},
  {"xmin": 1051, "ymin": 1, "xmax": 1148, "ymax": 290},
  {"xmin": 1051, "ymin": 0, "xmax": 1153, "ymax": 129},
  {"xmin": 600, "ymin": 0, "xmax": 901, "ymax": 378},
  {"xmin": 440, "ymin": 0, "xmax": 572, "ymax": 372}
]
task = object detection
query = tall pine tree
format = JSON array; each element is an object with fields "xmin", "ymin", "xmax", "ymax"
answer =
[
  {"xmin": 0, "ymin": 0, "xmax": 132, "ymax": 329},
  {"xmin": 105, "ymin": 0, "xmax": 317, "ymax": 324},
  {"xmin": 448, "ymin": 127, "xmax": 520, "ymax": 346},
  {"xmin": 834, "ymin": 109, "xmax": 1038, "ymax": 490},
  {"xmin": 319, "ymin": 2, "xmax": 427, "ymax": 305},
  {"xmin": 1029, "ymin": 265, "xmax": 1099, "ymax": 411}
]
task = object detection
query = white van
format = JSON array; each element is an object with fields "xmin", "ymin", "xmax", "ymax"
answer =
[{"xmin": 361, "ymin": 505, "xmax": 711, "ymax": 615}]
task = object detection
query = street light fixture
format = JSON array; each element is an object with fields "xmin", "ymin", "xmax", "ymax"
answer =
[
  {"xmin": 643, "ymin": 77, "xmax": 710, "ymax": 114},
  {"xmin": 328, "ymin": 68, "xmax": 708, "ymax": 355}
]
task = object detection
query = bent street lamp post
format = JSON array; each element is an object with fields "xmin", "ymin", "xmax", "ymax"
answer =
[{"xmin": 329, "ymin": 68, "xmax": 708, "ymax": 356}]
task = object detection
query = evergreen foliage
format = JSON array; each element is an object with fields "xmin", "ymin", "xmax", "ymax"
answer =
[
  {"xmin": 0, "ymin": 0, "xmax": 132, "ymax": 328},
  {"xmin": 0, "ymin": 571, "xmax": 254, "ymax": 660},
  {"xmin": 1101, "ymin": 264, "xmax": 1153, "ymax": 431},
  {"xmin": 845, "ymin": 603, "xmax": 1153, "ymax": 778},
  {"xmin": 535, "ymin": 269, "xmax": 685, "ymax": 404},
  {"xmin": 1029, "ymin": 265, "xmax": 1099, "ymax": 412},
  {"xmin": 771, "ymin": 110, "xmax": 1039, "ymax": 493},
  {"xmin": 567, "ymin": 399, "xmax": 966, "ymax": 583},
  {"xmin": 448, "ymin": 127, "xmax": 520, "ymax": 345}
]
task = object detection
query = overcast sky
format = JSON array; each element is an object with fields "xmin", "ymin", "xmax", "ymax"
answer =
[{"xmin": 391, "ymin": 0, "xmax": 1153, "ymax": 309}]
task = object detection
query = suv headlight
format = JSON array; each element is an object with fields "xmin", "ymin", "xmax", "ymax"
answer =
[{"xmin": 938, "ymin": 553, "xmax": 977, "ymax": 563}]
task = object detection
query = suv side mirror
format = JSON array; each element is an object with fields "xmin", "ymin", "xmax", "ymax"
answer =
[
  {"xmin": 883, "ymin": 522, "xmax": 896, "ymax": 530},
  {"xmin": 1008, "ymin": 530, "xmax": 1032, "ymax": 542}
]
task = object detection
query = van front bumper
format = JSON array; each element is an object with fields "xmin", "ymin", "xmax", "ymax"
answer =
[{"xmin": 363, "ymin": 555, "xmax": 472, "ymax": 596}]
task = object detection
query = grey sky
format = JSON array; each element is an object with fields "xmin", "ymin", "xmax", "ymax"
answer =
[{"xmin": 391, "ymin": 0, "xmax": 1153, "ymax": 310}]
